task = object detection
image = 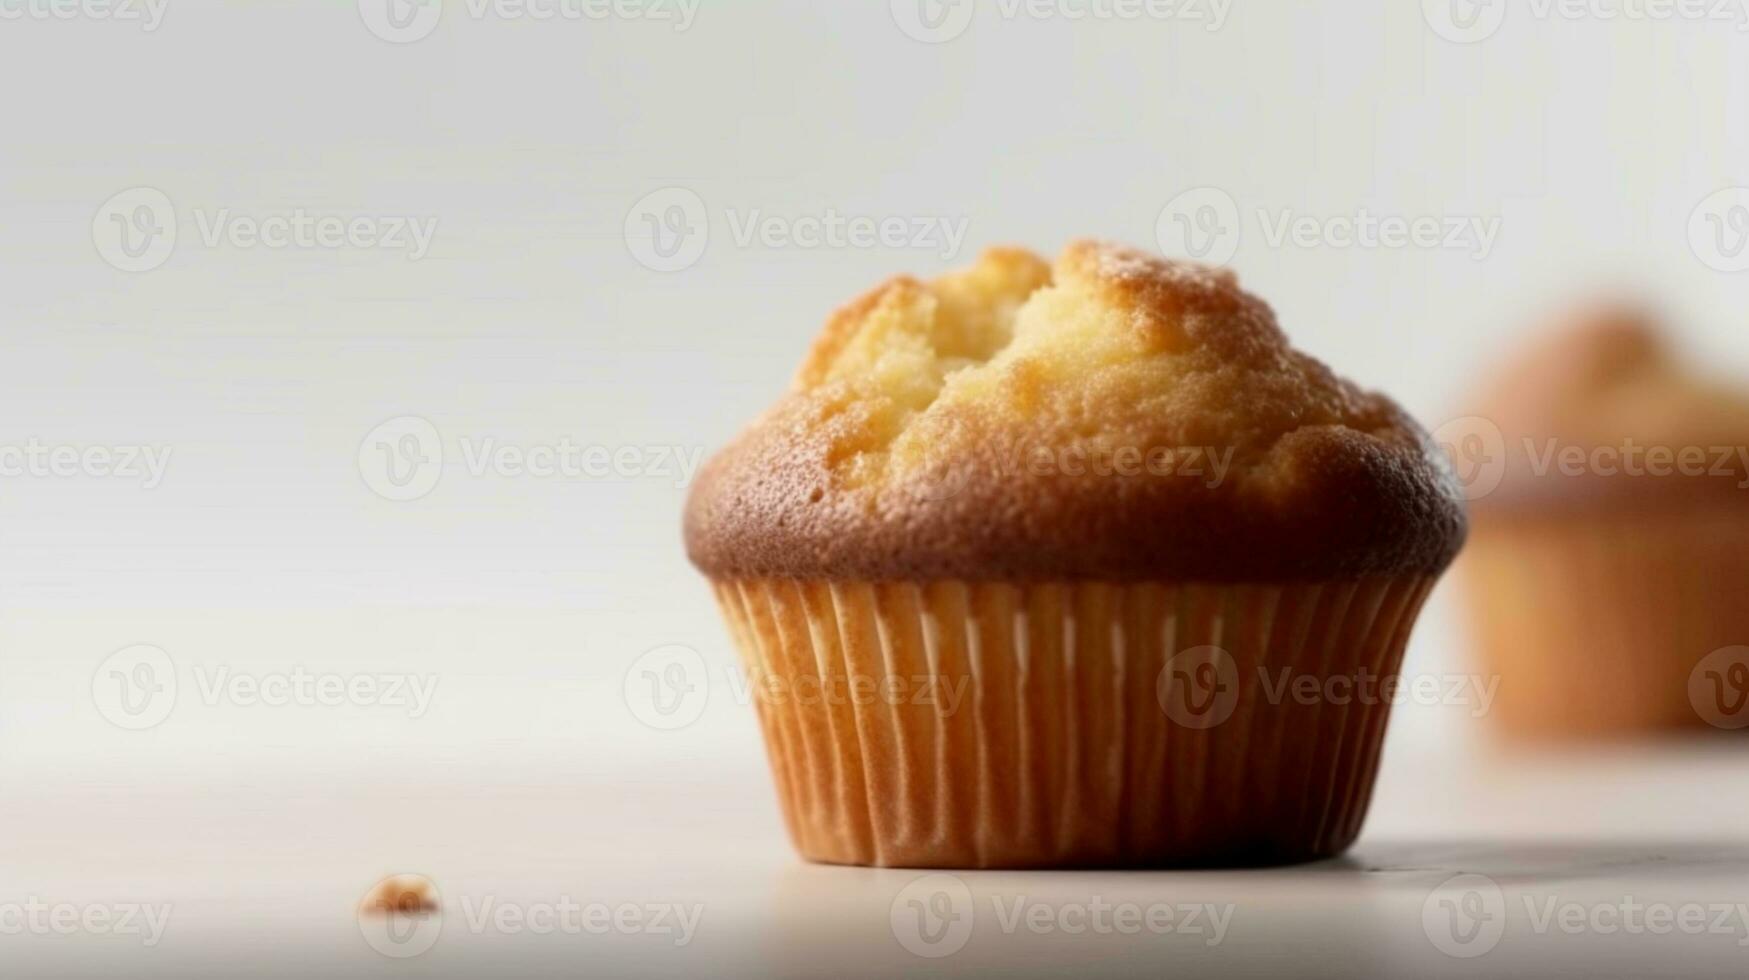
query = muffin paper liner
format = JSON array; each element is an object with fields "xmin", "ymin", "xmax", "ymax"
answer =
[
  {"xmin": 1464, "ymin": 510, "xmax": 1749, "ymax": 738},
  {"xmin": 711, "ymin": 576, "xmax": 1435, "ymax": 869}
]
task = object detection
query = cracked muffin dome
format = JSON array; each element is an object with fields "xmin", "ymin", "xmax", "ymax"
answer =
[{"xmin": 685, "ymin": 240, "xmax": 1467, "ymax": 581}]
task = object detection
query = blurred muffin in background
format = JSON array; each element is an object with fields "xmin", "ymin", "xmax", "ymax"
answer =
[{"xmin": 1459, "ymin": 303, "xmax": 1749, "ymax": 738}]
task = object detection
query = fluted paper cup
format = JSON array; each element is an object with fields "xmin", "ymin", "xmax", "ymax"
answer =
[
  {"xmin": 1463, "ymin": 508, "xmax": 1749, "ymax": 738},
  {"xmin": 710, "ymin": 576, "xmax": 1435, "ymax": 869}
]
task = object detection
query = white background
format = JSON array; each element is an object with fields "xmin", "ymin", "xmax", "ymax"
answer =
[{"xmin": 2, "ymin": 1, "xmax": 1749, "ymax": 976}]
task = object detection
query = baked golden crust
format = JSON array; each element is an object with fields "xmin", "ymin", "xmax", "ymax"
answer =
[
  {"xmin": 685, "ymin": 241, "xmax": 1467, "ymax": 581},
  {"xmin": 1468, "ymin": 303, "xmax": 1749, "ymax": 512}
]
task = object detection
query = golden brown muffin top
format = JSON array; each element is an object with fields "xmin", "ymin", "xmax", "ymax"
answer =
[
  {"xmin": 685, "ymin": 241, "xmax": 1466, "ymax": 581},
  {"xmin": 1467, "ymin": 303, "xmax": 1749, "ymax": 512}
]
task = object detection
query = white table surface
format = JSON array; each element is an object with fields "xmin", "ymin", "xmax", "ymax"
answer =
[{"xmin": 3, "ymin": 740, "xmax": 1747, "ymax": 978}]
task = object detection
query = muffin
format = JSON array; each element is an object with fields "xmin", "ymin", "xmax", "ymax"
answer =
[
  {"xmin": 1459, "ymin": 304, "xmax": 1749, "ymax": 738},
  {"xmin": 685, "ymin": 241, "xmax": 1466, "ymax": 868}
]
